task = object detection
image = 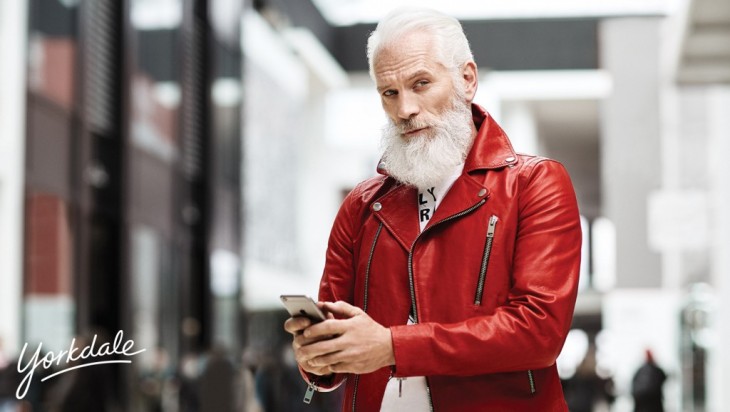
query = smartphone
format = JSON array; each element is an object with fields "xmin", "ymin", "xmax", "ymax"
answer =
[{"xmin": 280, "ymin": 295, "xmax": 327, "ymax": 323}]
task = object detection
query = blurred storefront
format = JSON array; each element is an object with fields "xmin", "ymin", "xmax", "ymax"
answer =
[{"xmin": 9, "ymin": 0, "xmax": 244, "ymax": 409}]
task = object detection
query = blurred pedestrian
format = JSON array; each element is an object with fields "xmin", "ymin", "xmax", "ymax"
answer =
[
  {"xmin": 562, "ymin": 345, "xmax": 615, "ymax": 412},
  {"xmin": 44, "ymin": 333, "xmax": 114, "ymax": 412},
  {"xmin": 177, "ymin": 352, "xmax": 201, "ymax": 412},
  {"xmin": 138, "ymin": 347, "xmax": 172, "ymax": 412},
  {"xmin": 199, "ymin": 344, "xmax": 236, "ymax": 412},
  {"xmin": 631, "ymin": 349, "xmax": 667, "ymax": 412}
]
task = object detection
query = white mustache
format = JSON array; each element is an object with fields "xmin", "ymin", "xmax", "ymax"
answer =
[{"xmin": 397, "ymin": 119, "xmax": 433, "ymax": 135}]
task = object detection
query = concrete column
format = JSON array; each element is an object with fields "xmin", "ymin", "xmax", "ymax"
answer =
[
  {"xmin": 707, "ymin": 86, "xmax": 730, "ymax": 412},
  {"xmin": 500, "ymin": 101, "xmax": 539, "ymax": 155},
  {"xmin": 599, "ymin": 18, "xmax": 663, "ymax": 288},
  {"xmin": 0, "ymin": 0, "xmax": 28, "ymax": 354},
  {"xmin": 657, "ymin": 83, "xmax": 683, "ymax": 290}
]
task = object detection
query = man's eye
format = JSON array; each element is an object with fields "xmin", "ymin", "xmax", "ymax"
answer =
[
  {"xmin": 383, "ymin": 90, "xmax": 397, "ymax": 97},
  {"xmin": 415, "ymin": 80, "xmax": 429, "ymax": 88}
]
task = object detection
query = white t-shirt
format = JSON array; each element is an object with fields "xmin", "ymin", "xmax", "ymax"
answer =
[{"xmin": 380, "ymin": 164, "xmax": 464, "ymax": 411}]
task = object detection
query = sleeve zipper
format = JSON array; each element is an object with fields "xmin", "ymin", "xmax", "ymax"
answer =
[
  {"xmin": 303, "ymin": 380, "xmax": 317, "ymax": 404},
  {"xmin": 527, "ymin": 369, "xmax": 536, "ymax": 394}
]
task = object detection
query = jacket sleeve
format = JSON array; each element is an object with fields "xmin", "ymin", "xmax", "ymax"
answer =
[
  {"xmin": 298, "ymin": 183, "xmax": 364, "ymax": 391},
  {"xmin": 390, "ymin": 159, "xmax": 582, "ymax": 376}
]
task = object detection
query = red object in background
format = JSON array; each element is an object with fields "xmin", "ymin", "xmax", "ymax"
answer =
[{"xmin": 24, "ymin": 193, "xmax": 73, "ymax": 296}]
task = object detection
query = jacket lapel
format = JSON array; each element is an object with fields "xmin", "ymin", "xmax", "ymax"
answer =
[
  {"xmin": 372, "ymin": 174, "xmax": 490, "ymax": 250},
  {"xmin": 425, "ymin": 173, "xmax": 489, "ymax": 231},
  {"xmin": 371, "ymin": 184, "xmax": 420, "ymax": 251}
]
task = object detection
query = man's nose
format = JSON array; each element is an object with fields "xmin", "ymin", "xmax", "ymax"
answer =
[{"xmin": 396, "ymin": 93, "xmax": 420, "ymax": 120}]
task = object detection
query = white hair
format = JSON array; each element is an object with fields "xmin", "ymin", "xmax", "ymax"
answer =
[{"xmin": 367, "ymin": 7, "xmax": 474, "ymax": 79}]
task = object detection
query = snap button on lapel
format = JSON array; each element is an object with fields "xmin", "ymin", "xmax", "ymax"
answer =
[
  {"xmin": 478, "ymin": 188, "xmax": 487, "ymax": 197},
  {"xmin": 373, "ymin": 202, "xmax": 382, "ymax": 211},
  {"xmin": 505, "ymin": 156, "xmax": 516, "ymax": 163}
]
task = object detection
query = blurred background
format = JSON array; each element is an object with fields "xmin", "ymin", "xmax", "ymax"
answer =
[{"xmin": 0, "ymin": 0, "xmax": 728, "ymax": 411}]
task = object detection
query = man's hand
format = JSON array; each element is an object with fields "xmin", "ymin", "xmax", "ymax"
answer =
[
  {"xmin": 283, "ymin": 305, "xmax": 335, "ymax": 376},
  {"xmin": 284, "ymin": 301, "xmax": 395, "ymax": 375}
]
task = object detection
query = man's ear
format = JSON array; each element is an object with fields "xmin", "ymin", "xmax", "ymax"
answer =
[{"xmin": 462, "ymin": 61, "xmax": 478, "ymax": 102}]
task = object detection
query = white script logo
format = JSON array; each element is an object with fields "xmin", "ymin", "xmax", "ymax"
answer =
[{"xmin": 16, "ymin": 330, "xmax": 145, "ymax": 399}]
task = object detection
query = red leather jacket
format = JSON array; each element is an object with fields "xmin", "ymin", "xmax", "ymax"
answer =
[{"xmin": 309, "ymin": 104, "xmax": 581, "ymax": 411}]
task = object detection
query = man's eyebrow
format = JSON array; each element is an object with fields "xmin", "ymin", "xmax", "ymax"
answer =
[
  {"xmin": 407, "ymin": 69, "xmax": 433, "ymax": 81},
  {"xmin": 377, "ymin": 69, "xmax": 434, "ymax": 92}
]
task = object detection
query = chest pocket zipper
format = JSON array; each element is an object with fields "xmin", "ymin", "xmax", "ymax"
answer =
[{"xmin": 474, "ymin": 215, "xmax": 498, "ymax": 305}]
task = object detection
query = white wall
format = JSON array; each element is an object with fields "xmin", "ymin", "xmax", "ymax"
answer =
[
  {"xmin": 295, "ymin": 73, "xmax": 382, "ymax": 303},
  {"xmin": 240, "ymin": 11, "xmax": 361, "ymax": 309},
  {"xmin": 0, "ymin": 0, "xmax": 28, "ymax": 354}
]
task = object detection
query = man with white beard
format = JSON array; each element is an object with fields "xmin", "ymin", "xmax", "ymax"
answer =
[{"xmin": 285, "ymin": 7, "xmax": 582, "ymax": 411}]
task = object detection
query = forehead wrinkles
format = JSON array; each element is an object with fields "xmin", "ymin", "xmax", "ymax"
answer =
[
  {"xmin": 374, "ymin": 33, "xmax": 438, "ymax": 83},
  {"xmin": 375, "ymin": 51, "xmax": 433, "ymax": 83}
]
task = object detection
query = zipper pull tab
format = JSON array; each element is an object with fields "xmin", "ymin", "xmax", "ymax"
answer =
[
  {"xmin": 487, "ymin": 215, "xmax": 498, "ymax": 237},
  {"xmin": 303, "ymin": 382, "xmax": 316, "ymax": 404},
  {"xmin": 398, "ymin": 377, "xmax": 405, "ymax": 397}
]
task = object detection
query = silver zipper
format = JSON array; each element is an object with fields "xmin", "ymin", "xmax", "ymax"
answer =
[
  {"xmin": 407, "ymin": 199, "xmax": 487, "ymax": 323},
  {"xmin": 425, "ymin": 377, "xmax": 435, "ymax": 412},
  {"xmin": 363, "ymin": 223, "xmax": 383, "ymax": 313},
  {"xmin": 351, "ymin": 375, "xmax": 360, "ymax": 412},
  {"xmin": 351, "ymin": 223, "xmax": 383, "ymax": 411},
  {"xmin": 527, "ymin": 370, "xmax": 536, "ymax": 394},
  {"xmin": 474, "ymin": 215, "xmax": 498, "ymax": 305},
  {"xmin": 405, "ymin": 198, "xmax": 486, "ymax": 410},
  {"xmin": 304, "ymin": 381, "xmax": 316, "ymax": 404}
]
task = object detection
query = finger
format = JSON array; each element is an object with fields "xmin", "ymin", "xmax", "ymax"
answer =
[
  {"xmin": 304, "ymin": 356, "xmax": 345, "ymax": 376},
  {"xmin": 308, "ymin": 350, "xmax": 347, "ymax": 369},
  {"xmin": 284, "ymin": 316, "xmax": 312, "ymax": 335},
  {"xmin": 292, "ymin": 334, "xmax": 308, "ymax": 350},
  {"xmin": 294, "ymin": 331, "xmax": 332, "ymax": 348},
  {"xmin": 321, "ymin": 301, "xmax": 363, "ymax": 319},
  {"xmin": 309, "ymin": 358, "xmax": 353, "ymax": 375},
  {"xmin": 328, "ymin": 362, "xmax": 351, "ymax": 374},
  {"xmin": 301, "ymin": 361, "xmax": 333, "ymax": 376},
  {"xmin": 297, "ymin": 337, "xmax": 341, "ymax": 363},
  {"xmin": 303, "ymin": 319, "xmax": 347, "ymax": 340},
  {"xmin": 317, "ymin": 302, "xmax": 336, "ymax": 320}
]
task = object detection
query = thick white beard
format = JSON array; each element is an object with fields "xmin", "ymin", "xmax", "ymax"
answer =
[{"xmin": 380, "ymin": 99, "xmax": 474, "ymax": 191}]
